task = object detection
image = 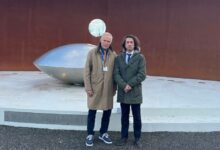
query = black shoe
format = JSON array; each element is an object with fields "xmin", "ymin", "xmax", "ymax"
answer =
[
  {"xmin": 115, "ymin": 138, "xmax": 127, "ymax": 146},
  {"xmin": 134, "ymin": 139, "xmax": 142, "ymax": 149}
]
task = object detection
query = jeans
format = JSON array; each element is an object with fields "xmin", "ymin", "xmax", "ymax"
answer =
[
  {"xmin": 87, "ymin": 109, "xmax": 112, "ymax": 135},
  {"xmin": 120, "ymin": 103, "xmax": 141, "ymax": 140}
]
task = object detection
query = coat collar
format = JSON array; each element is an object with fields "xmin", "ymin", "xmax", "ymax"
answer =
[
  {"xmin": 95, "ymin": 46, "xmax": 113, "ymax": 54},
  {"xmin": 121, "ymin": 52, "xmax": 139, "ymax": 67},
  {"xmin": 93, "ymin": 47, "xmax": 115, "ymax": 60}
]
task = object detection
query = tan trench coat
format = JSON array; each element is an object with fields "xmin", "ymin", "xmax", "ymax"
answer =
[{"xmin": 84, "ymin": 47, "xmax": 117, "ymax": 110}]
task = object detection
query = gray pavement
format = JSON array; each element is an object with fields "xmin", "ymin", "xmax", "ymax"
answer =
[
  {"xmin": 1, "ymin": 71, "xmax": 220, "ymax": 132},
  {"xmin": 1, "ymin": 125, "xmax": 220, "ymax": 150}
]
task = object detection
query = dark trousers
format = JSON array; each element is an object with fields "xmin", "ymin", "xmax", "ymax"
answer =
[
  {"xmin": 87, "ymin": 109, "xmax": 112, "ymax": 135},
  {"xmin": 120, "ymin": 103, "xmax": 142, "ymax": 140}
]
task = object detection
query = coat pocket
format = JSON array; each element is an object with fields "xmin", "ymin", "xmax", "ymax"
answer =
[{"xmin": 133, "ymin": 84, "xmax": 142, "ymax": 98}]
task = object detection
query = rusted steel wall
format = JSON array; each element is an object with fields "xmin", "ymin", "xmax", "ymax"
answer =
[{"xmin": 0, "ymin": 0, "xmax": 220, "ymax": 80}]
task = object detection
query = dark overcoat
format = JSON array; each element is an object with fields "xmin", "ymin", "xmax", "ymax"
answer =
[{"xmin": 113, "ymin": 51, "xmax": 146, "ymax": 104}]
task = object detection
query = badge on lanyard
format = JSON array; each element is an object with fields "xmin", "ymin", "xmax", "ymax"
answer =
[
  {"xmin": 103, "ymin": 66, "xmax": 108, "ymax": 72},
  {"xmin": 101, "ymin": 49, "xmax": 108, "ymax": 72}
]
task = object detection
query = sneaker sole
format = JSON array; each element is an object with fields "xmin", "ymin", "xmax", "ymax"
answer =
[
  {"xmin": 86, "ymin": 143, "xmax": 93, "ymax": 147},
  {"xmin": 98, "ymin": 136, "xmax": 112, "ymax": 144}
]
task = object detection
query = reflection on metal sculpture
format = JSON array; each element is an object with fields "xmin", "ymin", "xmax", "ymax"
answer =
[{"xmin": 34, "ymin": 43, "xmax": 96, "ymax": 84}]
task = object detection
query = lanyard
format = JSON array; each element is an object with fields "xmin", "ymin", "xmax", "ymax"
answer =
[{"xmin": 101, "ymin": 50, "xmax": 108, "ymax": 66}]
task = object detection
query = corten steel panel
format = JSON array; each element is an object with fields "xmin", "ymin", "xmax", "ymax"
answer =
[
  {"xmin": 108, "ymin": 0, "xmax": 220, "ymax": 80},
  {"xmin": 0, "ymin": 0, "xmax": 220, "ymax": 80},
  {"xmin": 0, "ymin": 0, "xmax": 105, "ymax": 70}
]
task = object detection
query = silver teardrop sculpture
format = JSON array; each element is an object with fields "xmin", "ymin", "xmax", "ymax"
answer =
[{"xmin": 34, "ymin": 43, "xmax": 96, "ymax": 84}]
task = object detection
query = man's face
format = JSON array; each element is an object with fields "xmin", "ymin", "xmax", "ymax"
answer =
[
  {"xmin": 125, "ymin": 38, "xmax": 134, "ymax": 52},
  {"xmin": 100, "ymin": 34, "xmax": 112, "ymax": 49}
]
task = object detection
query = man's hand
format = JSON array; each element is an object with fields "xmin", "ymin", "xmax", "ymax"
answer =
[
  {"xmin": 87, "ymin": 90, "xmax": 93, "ymax": 97},
  {"xmin": 124, "ymin": 84, "xmax": 132, "ymax": 93}
]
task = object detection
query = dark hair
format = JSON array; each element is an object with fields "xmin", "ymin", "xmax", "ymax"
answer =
[{"xmin": 121, "ymin": 34, "xmax": 140, "ymax": 51}]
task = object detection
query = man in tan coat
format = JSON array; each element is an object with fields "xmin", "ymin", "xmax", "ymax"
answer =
[{"xmin": 84, "ymin": 32, "xmax": 117, "ymax": 147}]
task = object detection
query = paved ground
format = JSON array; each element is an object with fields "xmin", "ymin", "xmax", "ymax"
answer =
[
  {"xmin": 1, "ymin": 125, "xmax": 220, "ymax": 150},
  {"xmin": 1, "ymin": 71, "xmax": 220, "ymax": 132}
]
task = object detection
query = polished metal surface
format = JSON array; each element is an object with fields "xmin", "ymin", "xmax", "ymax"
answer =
[{"xmin": 34, "ymin": 43, "xmax": 96, "ymax": 84}]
